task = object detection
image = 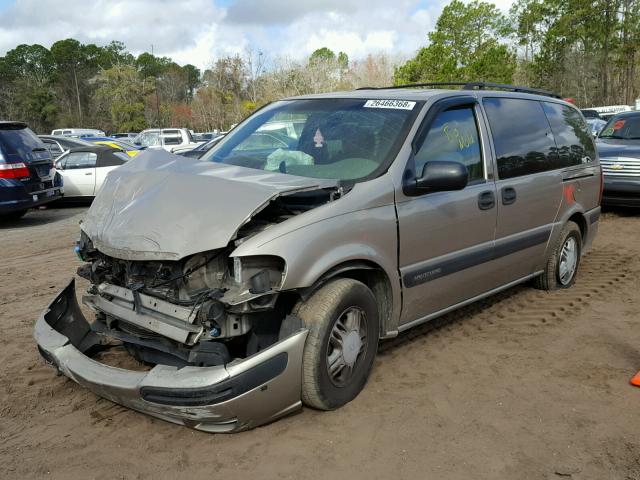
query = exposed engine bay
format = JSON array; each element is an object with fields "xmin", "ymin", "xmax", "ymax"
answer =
[{"xmin": 76, "ymin": 188, "xmax": 339, "ymax": 368}]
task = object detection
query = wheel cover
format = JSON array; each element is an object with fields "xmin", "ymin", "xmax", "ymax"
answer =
[
  {"xmin": 558, "ymin": 236, "xmax": 578, "ymax": 285},
  {"xmin": 325, "ymin": 306, "xmax": 368, "ymax": 387}
]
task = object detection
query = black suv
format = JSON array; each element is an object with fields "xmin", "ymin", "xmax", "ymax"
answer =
[{"xmin": 0, "ymin": 122, "xmax": 63, "ymax": 219}]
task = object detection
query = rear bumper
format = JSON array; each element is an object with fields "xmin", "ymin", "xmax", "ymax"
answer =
[
  {"xmin": 0, "ymin": 180, "xmax": 63, "ymax": 214},
  {"xmin": 34, "ymin": 278, "xmax": 308, "ymax": 433},
  {"xmin": 602, "ymin": 177, "xmax": 640, "ymax": 207}
]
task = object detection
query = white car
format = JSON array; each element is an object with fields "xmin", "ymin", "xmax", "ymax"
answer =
[
  {"xmin": 133, "ymin": 128, "xmax": 200, "ymax": 152},
  {"xmin": 54, "ymin": 146, "xmax": 129, "ymax": 200},
  {"xmin": 51, "ymin": 128, "xmax": 106, "ymax": 137}
]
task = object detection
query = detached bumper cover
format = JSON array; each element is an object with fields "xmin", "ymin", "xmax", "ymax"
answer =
[{"xmin": 34, "ymin": 278, "xmax": 308, "ymax": 433}]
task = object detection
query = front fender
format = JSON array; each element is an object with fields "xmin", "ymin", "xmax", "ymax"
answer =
[{"xmin": 232, "ymin": 204, "xmax": 402, "ymax": 333}]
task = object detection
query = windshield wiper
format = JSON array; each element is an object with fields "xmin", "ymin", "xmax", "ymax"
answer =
[{"xmin": 32, "ymin": 147, "xmax": 47, "ymax": 152}]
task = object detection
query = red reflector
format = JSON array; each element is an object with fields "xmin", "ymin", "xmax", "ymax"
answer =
[{"xmin": 0, "ymin": 162, "xmax": 30, "ymax": 179}]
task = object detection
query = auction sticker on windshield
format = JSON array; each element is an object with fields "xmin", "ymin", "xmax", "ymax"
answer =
[{"xmin": 364, "ymin": 99, "xmax": 416, "ymax": 110}]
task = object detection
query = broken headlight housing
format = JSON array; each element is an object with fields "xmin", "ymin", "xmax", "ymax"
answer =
[{"xmin": 231, "ymin": 256, "xmax": 286, "ymax": 294}]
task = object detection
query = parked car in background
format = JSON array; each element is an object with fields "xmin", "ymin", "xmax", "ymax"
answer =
[
  {"xmin": 597, "ymin": 111, "xmax": 640, "ymax": 206},
  {"xmin": 589, "ymin": 105, "xmax": 634, "ymax": 121},
  {"xmin": 581, "ymin": 109, "xmax": 601, "ymax": 119},
  {"xmin": 586, "ymin": 118, "xmax": 607, "ymax": 136},
  {"xmin": 1, "ymin": 122, "xmax": 62, "ymax": 219},
  {"xmin": 111, "ymin": 132, "xmax": 138, "ymax": 141},
  {"xmin": 36, "ymin": 84, "xmax": 601, "ymax": 432},
  {"xmin": 82, "ymin": 137, "xmax": 142, "ymax": 157},
  {"xmin": 133, "ymin": 128, "xmax": 200, "ymax": 152},
  {"xmin": 39, "ymin": 135, "xmax": 93, "ymax": 159},
  {"xmin": 175, "ymin": 135, "xmax": 224, "ymax": 159},
  {"xmin": 51, "ymin": 128, "xmax": 105, "ymax": 137},
  {"xmin": 192, "ymin": 132, "xmax": 220, "ymax": 142},
  {"xmin": 54, "ymin": 145, "xmax": 129, "ymax": 201}
]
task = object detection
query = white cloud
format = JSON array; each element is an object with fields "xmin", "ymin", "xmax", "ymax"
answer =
[{"xmin": 0, "ymin": 0, "xmax": 516, "ymax": 69}]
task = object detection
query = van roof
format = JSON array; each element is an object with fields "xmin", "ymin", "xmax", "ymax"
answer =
[{"xmin": 287, "ymin": 88, "xmax": 570, "ymax": 105}]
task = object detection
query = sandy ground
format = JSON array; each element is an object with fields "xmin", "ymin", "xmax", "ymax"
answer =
[{"xmin": 1, "ymin": 206, "xmax": 640, "ymax": 480}]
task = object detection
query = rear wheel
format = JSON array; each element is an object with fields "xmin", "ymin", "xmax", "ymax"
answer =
[
  {"xmin": 533, "ymin": 221, "xmax": 582, "ymax": 290},
  {"xmin": 296, "ymin": 278, "xmax": 379, "ymax": 410}
]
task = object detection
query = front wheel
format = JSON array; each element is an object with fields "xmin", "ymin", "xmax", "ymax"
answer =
[
  {"xmin": 296, "ymin": 278, "xmax": 379, "ymax": 410},
  {"xmin": 534, "ymin": 221, "xmax": 582, "ymax": 290}
]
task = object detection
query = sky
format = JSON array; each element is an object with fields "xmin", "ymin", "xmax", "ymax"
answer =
[{"xmin": 0, "ymin": 0, "xmax": 516, "ymax": 69}]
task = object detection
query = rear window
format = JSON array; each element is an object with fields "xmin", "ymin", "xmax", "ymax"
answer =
[{"xmin": 0, "ymin": 126, "xmax": 50, "ymax": 163}]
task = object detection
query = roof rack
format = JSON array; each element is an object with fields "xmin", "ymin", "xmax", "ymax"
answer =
[{"xmin": 356, "ymin": 81, "xmax": 562, "ymax": 99}]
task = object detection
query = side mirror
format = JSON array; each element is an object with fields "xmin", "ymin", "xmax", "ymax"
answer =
[{"xmin": 407, "ymin": 161, "xmax": 468, "ymax": 195}]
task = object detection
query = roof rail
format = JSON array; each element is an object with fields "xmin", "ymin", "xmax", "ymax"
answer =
[
  {"xmin": 356, "ymin": 81, "xmax": 562, "ymax": 99},
  {"xmin": 462, "ymin": 82, "xmax": 562, "ymax": 99}
]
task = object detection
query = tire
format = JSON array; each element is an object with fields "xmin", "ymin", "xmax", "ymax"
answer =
[
  {"xmin": 533, "ymin": 221, "xmax": 582, "ymax": 290},
  {"xmin": 0, "ymin": 209, "xmax": 28, "ymax": 220},
  {"xmin": 296, "ymin": 278, "xmax": 379, "ymax": 410}
]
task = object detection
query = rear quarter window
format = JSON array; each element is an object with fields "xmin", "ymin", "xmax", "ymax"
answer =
[
  {"xmin": 542, "ymin": 102, "xmax": 596, "ymax": 166},
  {"xmin": 483, "ymin": 98, "xmax": 557, "ymax": 179}
]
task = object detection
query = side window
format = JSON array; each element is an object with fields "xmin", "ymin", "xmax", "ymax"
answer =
[
  {"xmin": 542, "ymin": 102, "xmax": 596, "ymax": 167},
  {"xmin": 64, "ymin": 152, "xmax": 97, "ymax": 169},
  {"xmin": 483, "ymin": 98, "xmax": 557, "ymax": 179},
  {"xmin": 162, "ymin": 132, "xmax": 182, "ymax": 145},
  {"xmin": 414, "ymin": 106, "xmax": 484, "ymax": 183},
  {"xmin": 96, "ymin": 151, "xmax": 129, "ymax": 167}
]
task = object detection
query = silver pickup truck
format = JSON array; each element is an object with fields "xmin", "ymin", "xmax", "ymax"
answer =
[{"xmin": 35, "ymin": 83, "xmax": 601, "ymax": 432}]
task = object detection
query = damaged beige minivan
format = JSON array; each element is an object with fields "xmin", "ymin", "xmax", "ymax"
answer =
[{"xmin": 35, "ymin": 83, "xmax": 602, "ymax": 432}]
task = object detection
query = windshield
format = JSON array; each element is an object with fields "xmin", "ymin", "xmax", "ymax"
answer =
[
  {"xmin": 134, "ymin": 131, "xmax": 160, "ymax": 147},
  {"xmin": 599, "ymin": 115, "xmax": 640, "ymax": 140},
  {"xmin": 202, "ymin": 99, "xmax": 421, "ymax": 182}
]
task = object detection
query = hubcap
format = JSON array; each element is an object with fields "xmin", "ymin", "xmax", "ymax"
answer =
[
  {"xmin": 326, "ymin": 307, "xmax": 367, "ymax": 386},
  {"xmin": 558, "ymin": 236, "xmax": 578, "ymax": 285}
]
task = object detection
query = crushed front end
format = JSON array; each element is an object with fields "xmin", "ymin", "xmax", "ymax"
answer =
[
  {"xmin": 34, "ymin": 229, "xmax": 313, "ymax": 432},
  {"xmin": 35, "ymin": 277, "xmax": 307, "ymax": 432},
  {"xmin": 32, "ymin": 155, "xmax": 343, "ymax": 431}
]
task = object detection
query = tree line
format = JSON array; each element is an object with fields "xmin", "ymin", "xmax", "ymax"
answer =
[{"xmin": 0, "ymin": 0, "xmax": 638, "ymax": 134}]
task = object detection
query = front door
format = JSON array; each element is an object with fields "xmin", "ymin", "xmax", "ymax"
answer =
[{"xmin": 397, "ymin": 98, "xmax": 498, "ymax": 327}]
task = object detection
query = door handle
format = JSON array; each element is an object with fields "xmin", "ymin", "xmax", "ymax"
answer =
[
  {"xmin": 85, "ymin": 172, "xmax": 93, "ymax": 175},
  {"xmin": 477, "ymin": 190, "xmax": 495, "ymax": 210},
  {"xmin": 501, "ymin": 186, "xmax": 517, "ymax": 205}
]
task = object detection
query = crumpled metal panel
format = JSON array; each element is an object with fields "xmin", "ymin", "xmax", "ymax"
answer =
[{"xmin": 81, "ymin": 149, "xmax": 331, "ymax": 261}]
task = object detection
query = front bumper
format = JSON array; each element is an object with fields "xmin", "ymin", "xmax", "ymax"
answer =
[
  {"xmin": 34, "ymin": 278, "xmax": 308, "ymax": 433},
  {"xmin": 602, "ymin": 177, "xmax": 640, "ymax": 207}
]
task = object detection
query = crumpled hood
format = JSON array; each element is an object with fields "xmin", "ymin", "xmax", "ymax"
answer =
[
  {"xmin": 81, "ymin": 149, "xmax": 334, "ymax": 261},
  {"xmin": 597, "ymin": 139, "xmax": 640, "ymax": 159}
]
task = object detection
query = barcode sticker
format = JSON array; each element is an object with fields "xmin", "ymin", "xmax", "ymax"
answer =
[{"xmin": 364, "ymin": 99, "xmax": 416, "ymax": 110}]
